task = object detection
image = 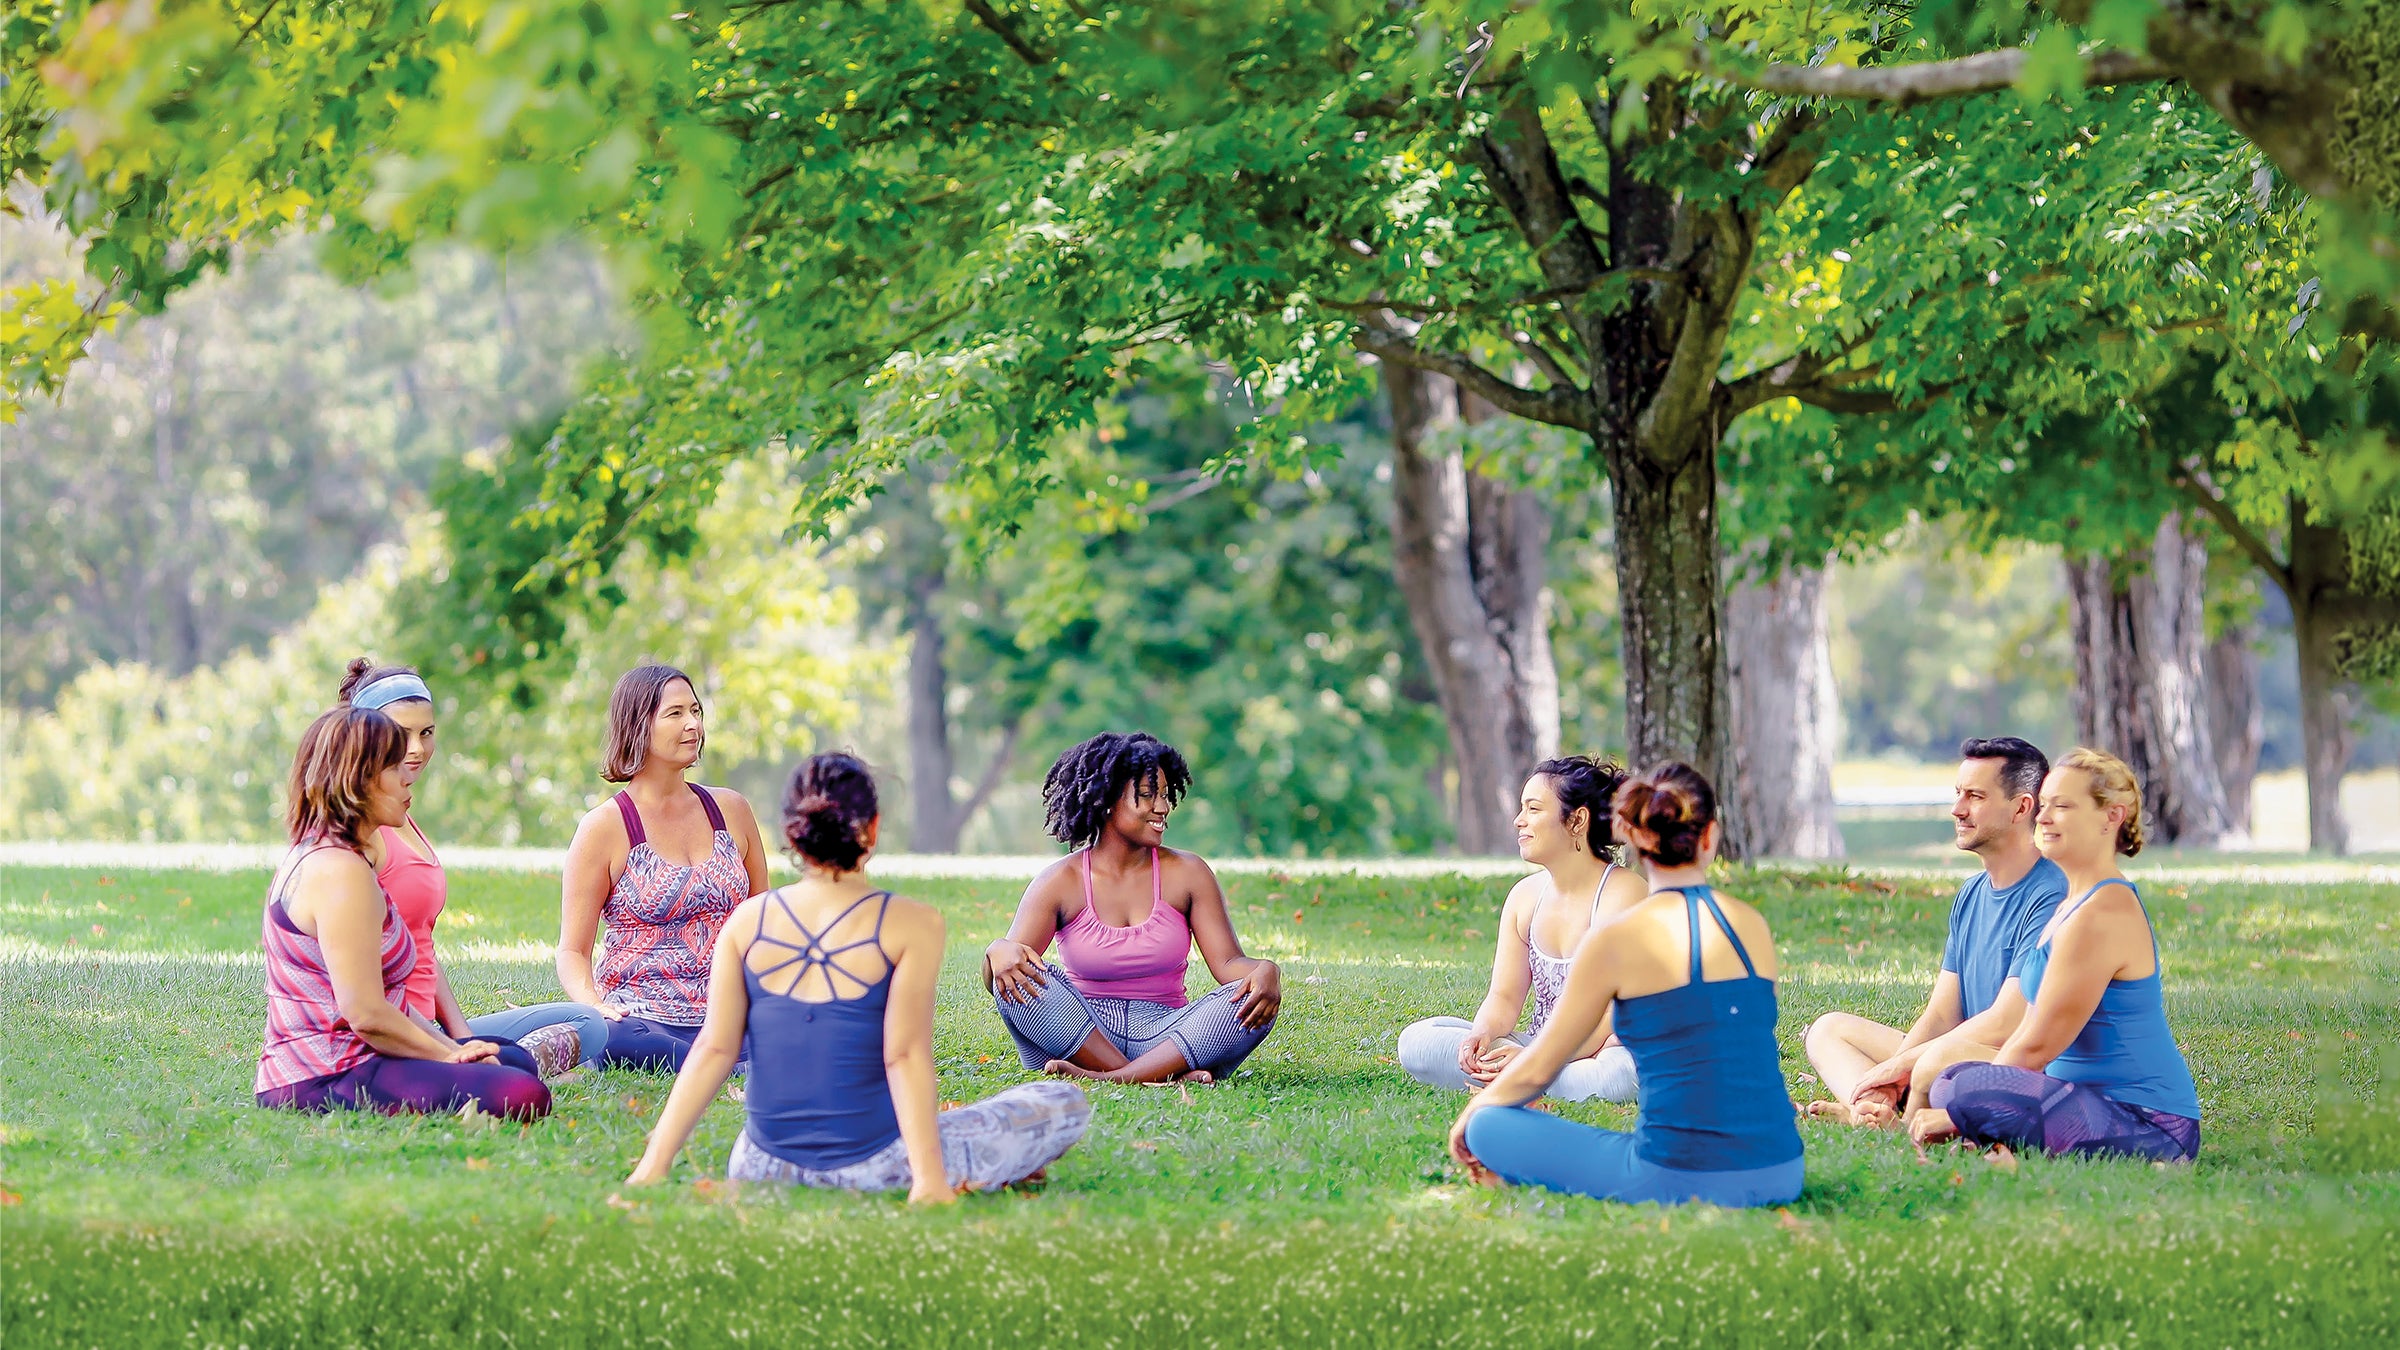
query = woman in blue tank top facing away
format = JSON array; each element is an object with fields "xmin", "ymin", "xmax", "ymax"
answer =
[
  {"xmin": 1447, "ymin": 762, "xmax": 1803, "ymax": 1208},
  {"xmin": 627, "ymin": 753, "xmax": 1090, "ymax": 1201},
  {"xmin": 1911, "ymin": 748, "xmax": 2202, "ymax": 1163}
]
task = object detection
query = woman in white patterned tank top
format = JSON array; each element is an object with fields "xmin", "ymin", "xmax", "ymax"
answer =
[{"xmin": 1396, "ymin": 756, "xmax": 1650, "ymax": 1103}]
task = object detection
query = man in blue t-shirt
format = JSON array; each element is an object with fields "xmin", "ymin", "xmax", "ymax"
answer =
[{"xmin": 1804, "ymin": 737, "xmax": 2067, "ymax": 1127}]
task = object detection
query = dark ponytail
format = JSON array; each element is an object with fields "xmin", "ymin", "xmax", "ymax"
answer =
[
  {"xmin": 1531, "ymin": 754, "xmax": 1628, "ymax": 854},
  {"xmin": 782, "ymin": 752, "xmax": 879, "ymax": 870},
  {"xmin": 1611, "ymin": 762, "xmax": 1717, "ymax": 867}
]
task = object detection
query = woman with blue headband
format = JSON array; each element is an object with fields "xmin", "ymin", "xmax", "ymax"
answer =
[{"xmin": 341, "ymin": 658, "xmax": 607, "ymax": 1075}]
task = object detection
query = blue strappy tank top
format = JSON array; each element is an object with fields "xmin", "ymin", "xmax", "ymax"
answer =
[
  {"xmin": 1611, "ymin": 886, "xmax": 1803, "ymax": 1172},
  {"xmin": 2011, "ymin": 879, "xmax": 2202, "ymax": 1121},
  {"xmin": 742, "ymin": 889, "xmax": 902, "ymax": 1169}
]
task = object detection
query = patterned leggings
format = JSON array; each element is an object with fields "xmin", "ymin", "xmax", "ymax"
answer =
[
  {"xmin": 256, "ymin": 1054, "xmax": 552, "ymax": 1121},
  {"xmin": 726, "ymin": 1082, "xmax": 1092, "ymax": 1190},
  {"xmin": 1932, "ymin": 1062, "xmax": 2200, "ymax": 1162},
  {"xmin": 993, "ymin": 963, "xmax": 1275, "ymax": 1077}
]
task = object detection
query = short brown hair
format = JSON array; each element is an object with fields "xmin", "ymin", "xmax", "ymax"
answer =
[
  {"xmin": 602, "ymin": 664, "xmax": 699, "ymax": 783},
  {"xmin": 1611, "ymin": 761, "xmax": 1718, "ymax": 867},
  {"xmin": 287, "ymin": 705, "xmax": 407, "ymax": 844},
  {"xmin": 2056, "ymin": 747, "xmax": 2147, "ymax": 857}
]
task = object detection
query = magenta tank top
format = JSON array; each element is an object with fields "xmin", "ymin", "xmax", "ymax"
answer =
[
  {"xmin": 1055, "ymin": 848, "xmax": 1192, "ymax": 1007},
  {"xmin": 376, "ymin": 821, "xmax": 446, "ymax": 1018},
  {"xmin": 256, "ymin": 842, "xmax": 416, "ymax": 1094}
]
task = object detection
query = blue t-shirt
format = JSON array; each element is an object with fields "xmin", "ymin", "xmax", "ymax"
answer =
[{"xmin": 1940, "ymin": 856, "xmax": 2068, "ymax": 1019}]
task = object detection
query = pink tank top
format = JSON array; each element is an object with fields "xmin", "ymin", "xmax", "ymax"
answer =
[
  {"xmin": 1054, "ymin": 848, "xmax": 1192, "ymax": 1007},
  {"xmin": 376, "ymin": 821, "xmax": 446, "ymax": 1017},
  {"xmin": 597, "ymin": 784, "xmax": 750, "ymax": 1025},
  {"xmin": 256, "ymin": 842, "xmax": 416, "ymax": 1094}
]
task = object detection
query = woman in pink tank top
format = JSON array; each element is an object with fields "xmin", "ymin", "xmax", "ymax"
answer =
[
  {"xmin": 255, "ymin": 704, "xmax": 549, "ymax": 1121},
  {"xmin": 558, "ymin": 664, "xmax": 770, "ymax": 1072},
  {"xmin": 341, "ymin": 659, "xmax": 604, "ymax": 1077},
  {"xmin": 984, "ymin": 733, "xmax": 1281, "ymax": 1085}
]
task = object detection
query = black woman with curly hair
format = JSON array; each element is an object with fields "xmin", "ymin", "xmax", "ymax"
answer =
[{"xmin": 983, "ymin": 732, "xmax": 1281, "ymax": 1084}]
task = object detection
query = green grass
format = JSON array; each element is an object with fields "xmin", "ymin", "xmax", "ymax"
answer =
[{"xmin": 4, "ymin": 863, "xmax": 2397, "ymax": 1346}]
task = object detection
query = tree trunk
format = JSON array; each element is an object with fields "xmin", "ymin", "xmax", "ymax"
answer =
[
  {"xmin": 1724, "ymin": 558, "xmax": 1845, "ymax": 859},
  {"xmin": 1605, "ymin": 437, "xmax": 1739, "ymax": 850},
  {"xmin": 2289, "ymin": 506, "xmax": 2358, "ymax": 855},
  {"xmin": 903, "ymin": 572, "xmax": 963, "ymax": 854},
  {"xmin": 2204, "ymin": 623, "xmax": 2262, "ymax": 837},
  {"xmin": 1385, "ymin": 365, "xmax": 1561, "ymax": 855},
  {"xmin": 2064, "ymin": 514, "xmax": 2234, "ymax": 848}
]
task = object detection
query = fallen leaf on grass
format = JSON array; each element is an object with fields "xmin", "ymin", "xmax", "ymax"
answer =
[
  {"xmin": 977, "ymin": 1055, "xmax": 993, "ymax": 1064},
  {"xmin": 623, "ymin": 1097, "xmax": 648, "ymax": 1114},
  {"xmin": 1292, "ymin": 910, "xmax": 1304, "ymax": 923},
  {"xmin": 1177, "ymin": 1082, "xmax": 1194, "ymax": 1105},
  {"xmin": 1130, "ymin": 1140, "xmax": 1158, "ymax": 1151},
  {"xmin": 1949, "ymin": 1171, "xmax": 1964, "ymax": 1187},
  {"xmin": 0, "ymin": 1188, "xmax": 20, "ymax": 1207},
  {"xmin": 940, "ymin": 1101, "xmax": 964, "ymax": 1112},
  {"xmin": 462, "ymin": 1157, "xmax": 490, "ymax": 1171},
  {"xmin": 693, "ymin": 1178, "xmax": 728, "ymax": 1198},
  {"xmin": 1774, "ymin": 1208, "xmax": 1806, "ymax": 1235},
  {"xmin": 1304, "ymin": 975, "xmax": 1326, "ymax": 986},
  {"xmin": 605, "ymin": 1192, "xmax": 638, "ymax": 1211}
]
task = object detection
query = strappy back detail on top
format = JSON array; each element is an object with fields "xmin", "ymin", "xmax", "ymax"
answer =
[
  {"xmin": 2011, "ymin": 878, "xmax": 2201, "ymax": 1120},
  {"xmin": 747, "ymin": 888, "xmax": 895, "ymax": 1000},
  {"xmin": 1055, "ymin": 847, "xmax": 1194, "ymax": 1007},
  {"xmin": 1525, "ymin": 862, "xmax": 1616, "ymax": 1036},
  {"xmin": 743, "ymin": 887, "xmax": 902, "ymax": 1169},
  {"xmin": 596, "ymin": 782, "xmax": 748, "ymax": 1025},
  {"xmin": 1607, "ymin": 885, "xmax": 1801, "ymax": 1172},
  {"xmin": 256, "ymin": 842, "xmax": 415, "ymax": 1096}
]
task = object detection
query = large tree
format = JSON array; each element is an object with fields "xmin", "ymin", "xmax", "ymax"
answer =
[{"xmin": 9, "ymin": 0, "xmax": 2333, "ymax": 852}]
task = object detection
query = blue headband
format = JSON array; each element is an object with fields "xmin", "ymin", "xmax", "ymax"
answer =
[{"xmin": 351, "ymin": 672, "xmax": 433, "ymax": 711}]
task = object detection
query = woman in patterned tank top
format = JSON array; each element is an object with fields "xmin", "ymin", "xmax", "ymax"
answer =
[
  {"xmin": 1396, "ymin": 756, "xmax": 1649, "ymax": 1103},
  {"xmin": 559, "ymin": 665, "xmax": 770, "ymax": 1071}
]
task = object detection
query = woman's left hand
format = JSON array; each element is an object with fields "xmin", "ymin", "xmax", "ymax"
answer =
[
  {"xmin": 1447, "ymin": 1105, "xmax": 1498, "ymax": 1185},
  {"xmin": 1910, "ymin": 1107, "xmax": 1959, "ymax": 1146},
  {"xmin": 1234, "ymin": 960, "xmax": 1281, "ymax": 1028}
]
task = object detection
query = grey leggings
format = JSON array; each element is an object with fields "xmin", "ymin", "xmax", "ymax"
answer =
[
  {"xmin": 994, "ymin": 962, "xmax": 1275, "ymax": 1077},
  {"xmin": 726, "ymin": 1082, "xmax": 1092, "ymax": 1190},
  {"xmin": 1396, "ymin": 1015, "xmax": 1639, "ymax": 1103}
]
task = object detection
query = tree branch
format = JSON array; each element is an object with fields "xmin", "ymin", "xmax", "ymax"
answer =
[
  {"xmin": 963, "ymin": 0, "xmax": 1051, "ymax": 68},
  {"xmin": 2174, "ymin": 460, "xmax": 2292, "ymax": 592},
  {"xmin": 1352, "ymin": 321, "xmax": 1590, "ymax": 430},
  {"xmin": 1722, "ymin": 47, "xmax": 2170, "ymax": 105}
]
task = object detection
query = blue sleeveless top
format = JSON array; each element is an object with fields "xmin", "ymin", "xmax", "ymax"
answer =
[
  {"xmin": 742, "ymin": 889, "xmax": 902, "ymax": 1169},
  {"xmin": 2011, "ymin": 879, "xmax": 2202, "ymax": 1121},
  {"xmin": 1611, "ymin": 887, "xmax": 1803, "ymax": 1172}
]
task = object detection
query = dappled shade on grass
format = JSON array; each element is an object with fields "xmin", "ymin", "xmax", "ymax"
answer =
[{"xmin": 2, "ymin": 864, "xmax": 2395, "ymax": 1344}]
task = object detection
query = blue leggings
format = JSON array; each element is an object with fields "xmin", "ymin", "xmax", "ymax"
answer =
[
  {"xmin": 1932, "ymin": 1062, "xmax": 2200, "ymax": 1162},
  {"xmin": 599, "ymin": 1016, "xmax": 751, "ymax": 1074},
  {"xmin": 465, "ymin": 1002, "xmax": 610, "ymax": 1069},
  {"xmin": 1463, "ymin": 1106, "xmax": 1804, "ymax": 1207},
  {"xmin": 257, "ymin": 1054, "xmax": 552, "ymax": 1121},
  {"xmin": 994, "ymin": 963, "xmax": 1274, "ymax": 1077}
]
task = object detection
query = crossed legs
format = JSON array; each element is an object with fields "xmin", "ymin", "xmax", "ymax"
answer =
[{"xmin": 1803, "ymin": 1013, "xmax": 1905, "ymax": 1124}]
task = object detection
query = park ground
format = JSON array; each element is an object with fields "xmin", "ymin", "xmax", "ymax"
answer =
[{"xmin": 2, "ymin": 860, "xmax": 2396, "ymax": 1346}]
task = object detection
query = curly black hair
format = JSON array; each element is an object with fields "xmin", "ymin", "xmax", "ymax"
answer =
[
  {"xmin": 1041, "ymin": 732, "xmax": 1192, "ymax": 849},
  {"xmin": 1530, "ymin": 754, "xmax": 1629, "ymax": 854}
]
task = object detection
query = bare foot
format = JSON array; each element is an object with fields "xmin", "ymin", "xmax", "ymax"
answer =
[
  {"xmin": 1803, "ymin": 1098, "xmax": 1860, "ymax": 1125},
  {"xmin": 1043, "ymin": 1058, "xmax": 1102, "ymax": 1080},
  {"xmin": 1174, "ymin": 1070, "xmax": 1215, "ymax": 1086}
]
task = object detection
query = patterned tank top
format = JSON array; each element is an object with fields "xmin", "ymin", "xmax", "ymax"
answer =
[
  {"xmin": 256, "ymin": 841, "xmax": 416, "ymax": 1094},
  {"xmin": 597, "ymin": 783, "xmax": 750, "ymax": 1025},
  {"xmin": 1526, "ymin": 862, "xmax": 1616, "ymax": 1037}
]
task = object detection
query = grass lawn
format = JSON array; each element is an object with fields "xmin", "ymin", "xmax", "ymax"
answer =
[{"xmin": 3, "ymin": 861, "xmax": 2396, "ymax": 1346}]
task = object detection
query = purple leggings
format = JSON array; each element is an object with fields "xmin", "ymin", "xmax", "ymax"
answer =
[
  {"xmin": 1932, "ymin": 1062, "xmax": 2198, "ymax": 1162},
  {"xmin": 258, "ymin": 1053, "xmax": 552, "ymax": 1122}
]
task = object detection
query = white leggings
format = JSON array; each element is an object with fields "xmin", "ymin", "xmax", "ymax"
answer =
[{"xmin": 1396, "ymin": 1015, "xmax": 1639, "ymax": 1103}]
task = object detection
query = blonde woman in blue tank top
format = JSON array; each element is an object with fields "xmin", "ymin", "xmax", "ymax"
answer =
[
  {"xmin": 627, "ymin": 753, "xmax": 1090, "ymax": 1199},
  {"xmin": 1447, "ymin": 763, "xmax": 1803, "ymax": 1208},
  {"xmin": 1910, "ymin": 748, "xmax": 2202, "ymax": 1162}
]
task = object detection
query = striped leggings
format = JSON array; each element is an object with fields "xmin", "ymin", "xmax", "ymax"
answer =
[{"xmin": 993, "ymin": 962, "xmax": 1274, "ymax": 1077}]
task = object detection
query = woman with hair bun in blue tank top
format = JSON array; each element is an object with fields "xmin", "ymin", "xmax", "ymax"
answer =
[
  {"xmin": 1911, "ymin": 748, "xmax": 2202, "ymax": 1163},
  {"xmin": 1447, "ymin": 762, "xmax": 1804, "ymax": 1208},
  {"xmin": 627, "ymin": 753, "xmax": 1091, "ymax": 1200}
]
